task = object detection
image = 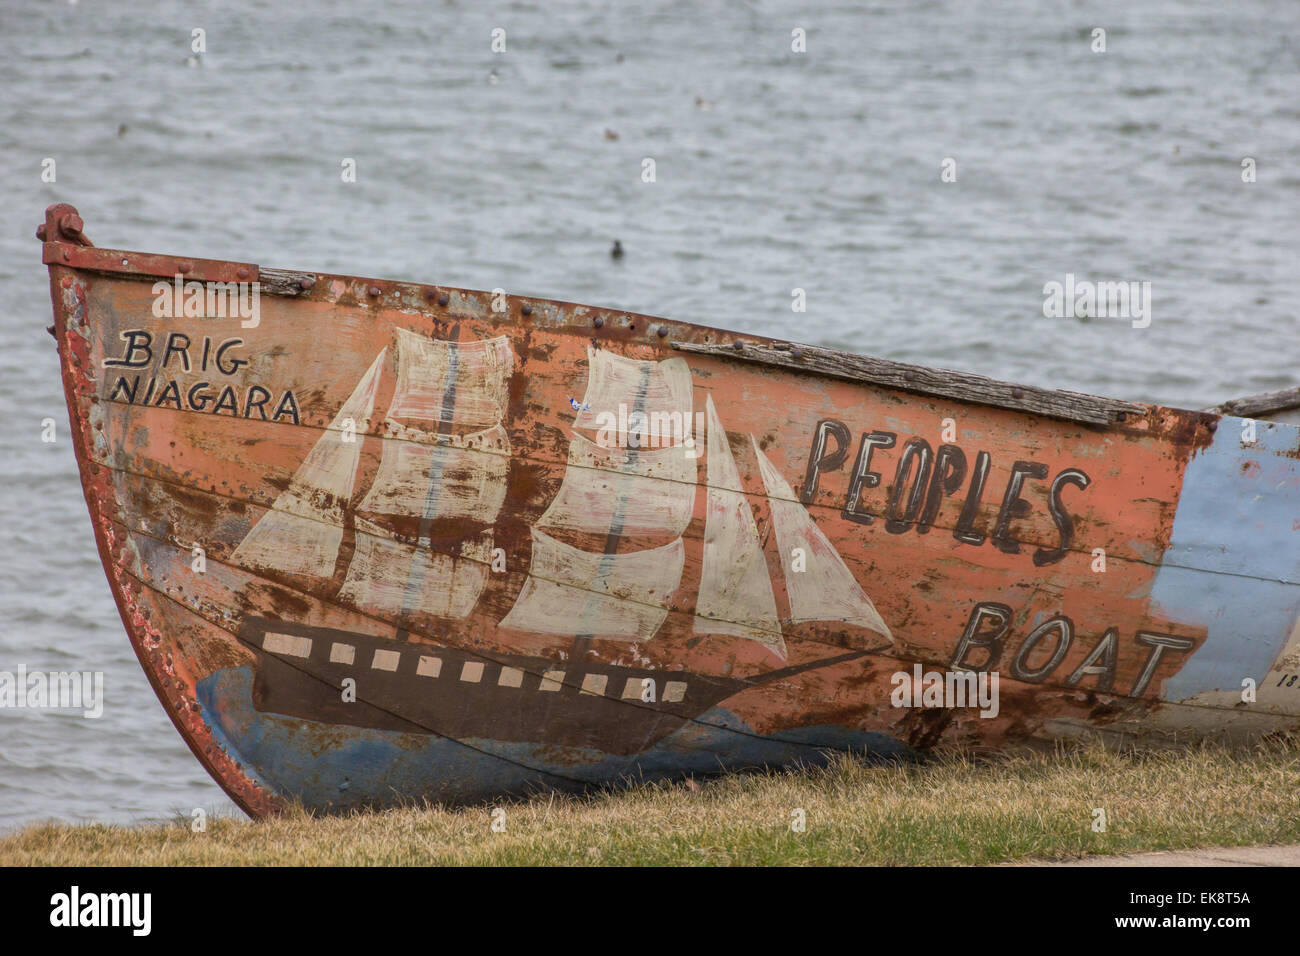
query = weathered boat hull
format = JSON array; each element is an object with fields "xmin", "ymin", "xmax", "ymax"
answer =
[{"xmin": 41, "ymin": 204, "xmax": 1300, "ymax": 817}]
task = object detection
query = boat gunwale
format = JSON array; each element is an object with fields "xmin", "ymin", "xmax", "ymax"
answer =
[
  {"xmin": 40, "ymin": 226, "xmax": 1164, "ymax": 429},
  {"xmin": 40, "ymin": 204, "xmax": 1300, "ymax": 817}
]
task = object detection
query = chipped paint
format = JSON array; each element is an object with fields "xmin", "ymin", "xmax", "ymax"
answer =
[{"xmin": 41, "ymin": 204, "xmax": 1300, "ymax": 817}]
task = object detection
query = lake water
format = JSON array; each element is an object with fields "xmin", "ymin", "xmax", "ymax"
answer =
[{"xmin": 1, "ymin": 0, "xmax": 1297, "ymax": 830}]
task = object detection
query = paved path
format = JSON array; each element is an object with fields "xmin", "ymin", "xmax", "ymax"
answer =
[{"xmin": 1028, "ymin": 845, "xmax": 1300, "ymax": 866}]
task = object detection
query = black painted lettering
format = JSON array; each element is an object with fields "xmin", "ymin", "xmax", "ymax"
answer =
[
  {"xmin": 213, "ymin": 385, "xmax": 240, "ymax": 416},
  {"xmin": 244, "ymin": 385, "xmax": 271, "ymax": 420},
  {"xmin": 918, "ymin": 443, "xmax": 966, "ymax": 534},
  {"xmin": 162, "ymin": 332, "xmax": 192, "ymax": 372},
  {"xmin": 954, "ymin": 450, "xmax": 991, "ymax": 545},
  {"xmin": 1010, "ymin": 615, "xmax": 1073, "ymax": 682},
  {"xmin": 841, "ymin": 431, "xmax": 896, "ymax": 525},
  {"xmin": 1033, "ymin": 468, "xmax": 1091, "ymax": 566},
  {"xmin": 1065, "ymin": 627, "xmax": 1118, "ymax": 692},
  {"xmin": 950, "ymin": 601, "xmax": 1013, "ymax": 671},
  {"xmin": 215, "ymin": 338, "xmax": 248, "ymax": 376},
  {"xmin": 186, "ymin": 381, "xmax": 212, "ymax": 412},
  {"xmin": 800, "ymin": 419, "xmax": 851, "ymax": 505},
  {"xmin": 273, "ymin": 390, "xmax": 300, "ymax": 425},
  {"xmin": 154, "ymin": 379, "xmax": 182, "ymax": 409},
  {"xmin": 885, "ymin": 438, "xmax": 933, "ymax": 533},
  {"xmin": 103, "ymin": 330, "xmax": 153, "ymax": 368},
  {"xmin": 992, "ymin": 460, "xmax": 1048, "ymax": 555},
  {"xmin": 1131, "ymin": 632, "xmax": 1195, "ymax": 697},
  {"xmin": 108, "ymin": 376, "xmax": 140, "ymax": 404}
]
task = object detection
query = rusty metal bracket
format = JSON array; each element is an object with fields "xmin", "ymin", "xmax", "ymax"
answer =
[
  {"xmin": 38, "ymin": 204, "xmax": 258, "ymax": 284},
  {"xmin": 37, "ymin": 203, "xmax": 94, "ymax": 247}
]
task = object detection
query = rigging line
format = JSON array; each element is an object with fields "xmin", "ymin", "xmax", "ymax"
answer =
[
  {"xmin": 124, "ymin": 562, "xmax": 893, "ymax": 792},
  {"xmin": 111, "ymin": 517, "xmax": 905, "ymax": 753},
  {"xmin": 125, "ymin": 510, "xmax": 869, "ymax": 703},
  {"xmin": 114, "ymin": 541, "xmax": 1282, "ymax": 747},
  {"xmin": 135, "ymin": 520, "xmax": 1296, "ymax": 728},
  {"xmin": 396, "ymin": 322, "xmax": 463, "ymax": 623},
  {"xmin": 90, "ymin": 389, "xmax": 1116, "ymax": 573},
  {"xmin": 104, "ymin": 460, "xmax": 813, "ymax": 646},
  {"xmin": 124, "ymin": 511, "xmax": 1251, "ymax": 735},
  {"xmin": 568, "ymin": 360, "xmax": 654, "ymax": 659},
  {"xmin": 93, "ymin": 429, "xmax": 1300, "ymax": 595},
  {"xmin": 118, "ymin": 563, "xmax": 611, "ymax": 791},
  {"xmin": 114, "ymin": 505, "xmax": 1225, "ymax": 722}
]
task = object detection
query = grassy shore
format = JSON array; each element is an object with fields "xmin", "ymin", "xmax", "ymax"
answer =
[{"xmin": 4, "ymin": 740, "xmax": 1299, "ymax": 866}]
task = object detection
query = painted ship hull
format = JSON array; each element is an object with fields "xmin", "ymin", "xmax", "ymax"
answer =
[
  {"xmin": 40, "ymin": 203, "xmax": 1300, "ymax": 817},
  {"xmin": 240, "ymin": 615, "xmax": 854, "ymax": 753}
]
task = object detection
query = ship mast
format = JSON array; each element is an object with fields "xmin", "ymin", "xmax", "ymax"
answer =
[
  {"xmin": 341, "ymin": 326, "xmax": 515, "ymax": 627},
  {"xmin": 500, "ymin": 347, "xmax": 695, "ymax": 660},
  {"xmin": 234, "ymin": 335, "xmax": 891, "ymax": 666}
]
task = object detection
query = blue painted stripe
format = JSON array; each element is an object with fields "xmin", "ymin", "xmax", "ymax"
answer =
[
  {"xmin": 1153, "ymin": 417, "xmax": 1300, "ymax": 700},
  {"xmin": 198, "ymin": 667, "xmax": 909, "ymax": 810}
]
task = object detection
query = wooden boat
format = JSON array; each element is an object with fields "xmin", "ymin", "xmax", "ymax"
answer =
[{"xmin": 40, "ymin": 203, "xmax": 1300, "ymax": 817}]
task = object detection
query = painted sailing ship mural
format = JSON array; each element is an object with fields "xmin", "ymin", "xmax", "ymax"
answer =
[
  {"xmin": 232, "ymin": 331, "xmax": 891, "ymax": 753},
  {"xmin": 47, "ymin": 205, "xmax": 1300, "ymax": 818}
]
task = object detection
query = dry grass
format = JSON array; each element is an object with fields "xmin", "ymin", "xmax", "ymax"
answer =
[{"xmin": 4, "ymin": 740, "xmax": 1300, "ymax": 866}]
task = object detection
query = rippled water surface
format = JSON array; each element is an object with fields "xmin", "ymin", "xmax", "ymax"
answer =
[{"xmin": 1, "ymin": 0, "xmax": 1297, "ymax": 829}]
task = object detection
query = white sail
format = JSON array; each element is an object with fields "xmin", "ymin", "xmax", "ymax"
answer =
[
  {"xmin": 358, "ymin": 424, "xmax": 510, "ymax": 523},
  {"xmin": 500, "ymin": 529, "xmax": 683, "ymax": 642},
  {"xmin": 233, "ymin": 349, "xmax": 386, "ymax": 577},
  {"xmin": 387, "ymin": 328, "xmax": 513, "ymax": 428},
  {"xmin": 339, "ymin": 517, "xmax": 490, "ymax": 620},
  {"xmin": 693, "ymin": 397, "xmax": 786, "ymax": 658},
  {"xmin": 572, "ymin": 347, "xmax": 693, "ymax": 445},
  {"xmin": 752, "ymin": 438, "xmax": 892, "ymax": 638},
  {"xmin": 333, "ymin": 330, "xmax": 516, "ymax": 619},
  {"xmin": 536, "ymin": 433, "xmax": 696, "ymax": 538},
  {"xmin": 498, "ymin": 348, "xmax": 695, "ymax": 642}
]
